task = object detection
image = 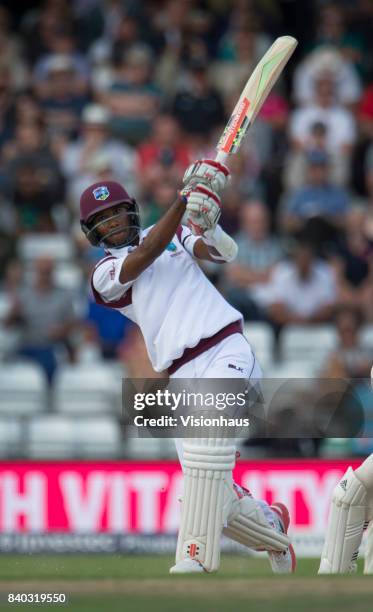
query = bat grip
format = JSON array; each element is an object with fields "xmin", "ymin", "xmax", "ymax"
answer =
[{"xmin": 215, "ymin": 150, "xmax": 229, "ymax": 165}]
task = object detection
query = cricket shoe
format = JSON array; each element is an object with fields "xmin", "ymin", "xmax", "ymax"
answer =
[
  {"xmin": 169, "ymin": 558, "xmax": 205, "ymax": 574},
  {"xmin": 267, "ymin": 502, "xmax": 296, "ymax": 574}
]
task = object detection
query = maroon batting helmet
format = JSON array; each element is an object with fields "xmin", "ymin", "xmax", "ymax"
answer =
[{"xmin": 80, "ymin": 181, "xmax": 140, "ymax": 248}]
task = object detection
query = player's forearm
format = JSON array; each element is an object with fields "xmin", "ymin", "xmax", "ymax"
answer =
[
  {"xmin": 193, "ymin": 226, "xmax": 238, "ymax": 263},
  {"xmin": 119, "ymin": 194, "xmax": 186, "ymax": 283},
  {"xmin": 143, "ymin": 194, "xmax": 187, "ymax": 253},
  {"xmin": 193, "ymin": 240, "xmax": 225, "ymax": 263}
]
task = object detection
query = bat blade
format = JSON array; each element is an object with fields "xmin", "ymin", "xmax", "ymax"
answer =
[{"xmin": 215, "ymin": 36, "xmax": 297, "ymax": 163}]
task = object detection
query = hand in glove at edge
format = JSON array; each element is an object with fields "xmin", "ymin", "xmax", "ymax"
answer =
[
  {"xmin": 181, "ymin": 182, "xmax": 221, "ymax": 236},
  {"xmin": 183, "ymin": 158, "xmax": 230, "ymax": 193}
]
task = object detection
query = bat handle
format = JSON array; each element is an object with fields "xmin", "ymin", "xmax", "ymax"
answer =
[{"xmin": 215, "ymin": 150, "xmax": 229, "ymax": 165}]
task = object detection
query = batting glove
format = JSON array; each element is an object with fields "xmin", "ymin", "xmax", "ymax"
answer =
[
  {"xmin": 181, "ymin": 183, "xmax": 222, "ymax": 235},
  {"xmin": 183, "ymin": 159, "xmax": 231, "ymax": 193}
]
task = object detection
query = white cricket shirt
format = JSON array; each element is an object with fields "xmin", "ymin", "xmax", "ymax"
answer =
[{"xmin": 91, "ymin": 225, "xmax": 242, "ymax": 372}]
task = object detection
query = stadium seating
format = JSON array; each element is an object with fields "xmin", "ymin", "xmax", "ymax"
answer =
[
  {"xmin": 0, "ymin": 327, "xmax": 20, "ymax": 361},
  {"xmin": 280, "ymin": 324, "xmax": 338, "ymax": 367},
  {"xmin": 0, "ymin": 363, "xmax": 48, "ymax": 415},
  {"xmin": 27, "ymin": 415, "xmax": 122, "ymax": 458},
  {"xmin": 54, "ymin": 262, "xmax": 84, "ymax": 292},
  {"xmin": 0, "ymin": 417, "xmax": 23, "ymax": 457},
  {"xmin": 266, "ymin": 360, "xmax": 318, "ymax": 378},
  {"xmin": 125, "ymin": 433, "xmax": 177, "ymax": 459},
  {"xmin": 73, "ymin": 416, "xmax": 123, "ymax": 457},
  {"xmin": 244, "ymin": 323, "xmax": 274, "ymax": 371},
  {"xmin": 53, "ymin": 363, "xmax": 123, "ymax": 414},
  {"xmin": 18, "ymin": 234, "xmax": 75, "ymax": 262}
]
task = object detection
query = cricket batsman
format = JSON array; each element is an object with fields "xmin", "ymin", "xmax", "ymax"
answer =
[
  {"xmin": 319, "ymin": 453, "xmax": 373, "ymax": 574},
  {"xmin": 79, "ymin": 159, "xmax": 296, "ymax": 574}
]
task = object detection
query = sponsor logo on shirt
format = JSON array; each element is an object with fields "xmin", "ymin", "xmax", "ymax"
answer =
[
  {"xmin": 166, "ymin": 242, "xmax": 182, "ymax": 257},
  {"xmin": 228, "ymin": 363, "xmax": 244, "ymax": 373}
]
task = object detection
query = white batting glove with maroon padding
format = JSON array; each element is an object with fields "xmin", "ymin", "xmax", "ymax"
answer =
[
  {"xmin": 183, "ymin": 159, "xmax": 231, "ymax": 193},
  {"xmin": 181, "ymin": 183, "xmax": 222, "ymax": 235}
]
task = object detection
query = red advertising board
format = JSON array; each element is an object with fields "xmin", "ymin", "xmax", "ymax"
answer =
[{"xmin": 0, "ymin": 460, "xmax": 359, "ymax": 539}]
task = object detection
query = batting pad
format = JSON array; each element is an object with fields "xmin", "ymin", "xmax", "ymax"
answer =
[
  {"xmin": 224, "ymin": 495, "xmax": 290, "ymax": 552},
  {"xmin": 319, "ymin": 467, "xmax": 368, "ymax": 574},
  {"xmin": 175, "ymin": 438, "xmax": 236, "ymax": 572}
]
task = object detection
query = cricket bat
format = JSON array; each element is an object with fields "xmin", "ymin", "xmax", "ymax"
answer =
[{"xmin": 215, "ymin": 35, "xmax": 297, "ymax": 164}]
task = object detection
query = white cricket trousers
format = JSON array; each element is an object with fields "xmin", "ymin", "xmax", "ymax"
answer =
[{"xmin": 170, "ymin": 333, "xmax": 262, "ymax": 464}]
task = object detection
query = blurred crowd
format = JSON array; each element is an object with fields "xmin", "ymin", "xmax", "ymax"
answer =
[{"xmin": 0, "ymin": 0, "xmax": 372, "ymax": 398}]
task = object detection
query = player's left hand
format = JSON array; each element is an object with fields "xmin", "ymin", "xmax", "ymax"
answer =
[
  {"xmin": 181, "ymin": 183, "xmax": 221, "ymax": 235},
  {"xmin": 183, "ymin": 159, "xmax": 230, "ymax": 193}
]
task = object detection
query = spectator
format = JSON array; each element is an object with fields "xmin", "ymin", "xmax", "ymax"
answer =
[
  {"xmin": 4, "ymin": 257, "xmax": 77, "ymax": 382},
  {"xmin": 358, "ymin": 84, "xmax": 373, "ymax": 138},
  {"xmin": 35, "ymin": 54, "xmax": 89, "ymax": 137},
  {"xmin": 3, "ymin": 118, "xmax": 60, "ymax": 173},
  {"xmin": 13, "ymin": 92, "xmax": 42, "ymax": 128},
  {"xmin": 322, "ymin": 305, "xmax": 372, "ymax": 378},
  {"xmin": 60, "ymin": 103, "xmax": 136, "ymax": 212},
  {"xmin": 0, "ymin": 7, "xmax": 29, "ymax": 92},
  {"xmin": 141, "ymin": 179, "xmax": 180, "ymax": 227},
  {"xmin": 83, "ymin": 296, "xmax": 133, "ymax": 360},
  {"xmin": 103, "ymin": 43, "xmax": 162, "ymax": 144},
  {"xmin": 111, "ymin": 14, "xmax": 146, "ymax": 64},
  {"xmin": 0, "ymin": 67, "xmax": 15, "ymax": 150},
  {"xmin": 2, "ymin": 120, "xmax": 64, "ymax": 232},
  {"xmin": 311, "ymin": 4, "xmax": 365, "ymax": 77},
  {"xmin": 0, "ymin": 231, "xmax": 17, "ymax": 284},
  {"xmin": 212, "ymin": 24, "xmax": 271, "ymax": 99},
  {"xmin": 225, "ymin": 149, "xmax": 262, "ymax": 200},
  {"xmin": 219, "ymin": 187, "xmax": 244, "ymax": 236},
  {"xmin": 330, "ymin": 208, "xmax": 373, "ymax": 318},
  {"xmin": 290, "ymin": 68, "xmax": 357, "ymax": 156},
  {"xmin": 11, "ymin": 162, "xmax": 58, "ymax": 233},
  {"xmin": 363, "ymin": 146, "xmax": 373, "ymax": 246},
  {"xmin": 136, "ymin": 113, "xmax": 191, "ymax": 197},
  {"xmin": 32, "ymin": 29, "xmax": 90, "ymax": 98},
  {"xmin": 20, "ymin": 0, "xmax": 78, "ymax": 67},
  {"xmin": 171, "ymin": 56, "xmax": 225, "ymax": 138},
  {"xmin": 285, "ymin": 121, "xmax": 348, "ymax": 189},
  {"xmin": 151, "ymin": 0, "xmax": 195, "ymax": 95},
  {"xmin": 281, "ymin": 150, "xmax": 350, "ymax": 235},
  {"xmin": 264, "ymin": 235, "xmax": 337, "ymax": 327},
  {"xmin": 292, "ymin": 47, "xmax": 362, "ymax": 108},
  {"xmin": 222, "ymin": 200, "xmax": 283, "ymax": 320}
]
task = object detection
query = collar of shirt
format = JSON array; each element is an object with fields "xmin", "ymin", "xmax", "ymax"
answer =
[{"xmin": 105, "ymin": 230, "xmax": 145, "ymax": 257}]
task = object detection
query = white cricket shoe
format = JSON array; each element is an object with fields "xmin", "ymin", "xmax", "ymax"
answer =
[
  {"xmin": 267, "ymin": 502, "xmax": 296, "ymax": 574},
  {"xmin": 169, "ymin": 558, "xmax": 205, "ymax": 574}
]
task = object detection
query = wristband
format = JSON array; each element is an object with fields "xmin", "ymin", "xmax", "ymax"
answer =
[{"xmin": 202, "ymin": 225, "xmax": 238, "ymax": 262}]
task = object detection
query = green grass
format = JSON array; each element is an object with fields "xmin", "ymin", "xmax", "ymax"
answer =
[
  {"xmin": 0, "ymin": 554, "xmax": 316, "ymax": 580},
  {"xmin": 0, "ymin": 555, "xmax": 371, "ymax": 612}
]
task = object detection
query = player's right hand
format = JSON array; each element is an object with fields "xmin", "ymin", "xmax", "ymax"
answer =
[
  {"xmin": 183, "ymin": 159, "xmax": 230, "ymax": 193},
  {"xmin": 181, "ymin": 183, "xmax": 222, "ymax": 235}
]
